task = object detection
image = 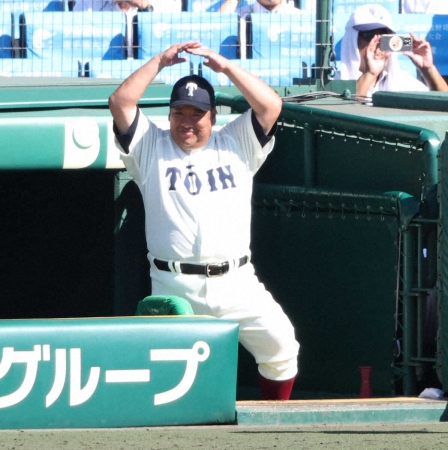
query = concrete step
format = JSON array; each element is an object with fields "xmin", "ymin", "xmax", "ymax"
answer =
[{"xmin": 236, "ymin": 398, "xmax": 448, "ymax": 426}]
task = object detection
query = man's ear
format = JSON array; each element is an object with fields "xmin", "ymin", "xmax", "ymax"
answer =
[{"xmin": 210, "ymin": 107, "xmax": 217, "ymax": 126}]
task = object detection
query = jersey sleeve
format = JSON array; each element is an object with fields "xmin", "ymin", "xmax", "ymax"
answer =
[
  {"xmin": 221, "ymin": 109, "xmax": 276, "ymax": 173},
  {"xmin": 115, "ymin": 107, "xmax": 158, "ymax": 186}
]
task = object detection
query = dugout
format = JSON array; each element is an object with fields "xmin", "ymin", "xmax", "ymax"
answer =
[{"xmin": 1, "ymin": 78, "xmax": 448, "ymax": 399}]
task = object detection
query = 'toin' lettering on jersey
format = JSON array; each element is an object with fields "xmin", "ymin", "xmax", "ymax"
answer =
[{"xmin": 166, "ymin": 165, "xmax": 236, "ymax": 195}]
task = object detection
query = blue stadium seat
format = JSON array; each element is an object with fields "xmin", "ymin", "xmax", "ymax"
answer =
[
  {"xmin": 88, "ymin": 58, "xmax": 193, "ymax": 83},
  {"xmin": 0, "ymin": 1, "xmax": 66, "ymax": 13},
  {"xmin": 0, "ymin": 58, "xmax": 80, "ymax": 77},
  {"xmin": 0, "ymin": 12, "xmax": 13, "ymax": 58},
  {"xmin": 43, "ymin": 1, "xmax": 65, "ymax": 11},
  {"xmin": 200, "ymin": 58, "xmax": 307, "ymax": 86},
  {"xmin": 21, "ymin": 11, "xmax": 127, "ymax": 65},
  {"xmin": 0, "ymin": 2, "xmax": 66, "ymax": 41},
  {"xmin": 246, "ymin": 12, "xmax": 316, "ymax": 72},
  {"xmin": 87, "ymin": 59, "xmax": 145, "ymax": 79},
  {"xmin": 136, "ymin": 12, "xmax": 239, "ymax": 62}
]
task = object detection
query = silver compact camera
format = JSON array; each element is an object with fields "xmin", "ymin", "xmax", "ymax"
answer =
[{"xmin": 380, "ymin": 34, "xmax": 413, "ymax": 52}]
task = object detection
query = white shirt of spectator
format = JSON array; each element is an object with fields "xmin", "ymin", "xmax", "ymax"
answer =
[
  {"xmin": 74, "ymin": 0, "xmax": 181, "ymax": 13},
  {"xmin": 366, "ymin": 67, "xmax": 429, "ymax": 98},
  {"xmin": 402, "ymin": 0, "xmax": 448, "ymax": 14},
  {"xmin": 237, "ymin": 0, "xmax": 300, "ymax": 19},
  {"xmin": 73, "ymin": 0, "xmax": 123, "ymax": 11}
]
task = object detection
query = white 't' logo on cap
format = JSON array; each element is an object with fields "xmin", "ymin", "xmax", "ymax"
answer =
[{"xmin": 186, "ymin": 82, "xmax": 198, "ymax": 97}]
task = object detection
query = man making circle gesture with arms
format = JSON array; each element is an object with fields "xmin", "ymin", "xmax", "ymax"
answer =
[{"xmin": 109, "ymin": 41, "xmax": 299, "ymax": 400}]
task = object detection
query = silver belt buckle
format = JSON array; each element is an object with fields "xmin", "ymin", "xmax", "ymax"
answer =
[{"xmin": 206, "ymin": 262, "xmax": 228, "ymax": 278}]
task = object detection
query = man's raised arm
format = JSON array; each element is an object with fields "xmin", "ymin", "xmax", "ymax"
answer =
[
  {"xmin": 108, "ymin": 41, "xmax": 202, "ymax": 134},
  {"xmin": 186, "ymin": 46, "xmax": 283, "ymax": 134}
]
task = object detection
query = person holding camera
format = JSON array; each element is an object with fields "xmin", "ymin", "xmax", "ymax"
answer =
[{"xmin": 337, "ymin": 4, "xmax": 448, "ymax": 98}]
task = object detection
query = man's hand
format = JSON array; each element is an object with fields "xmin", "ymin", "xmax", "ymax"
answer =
[
  {"xmin": 363, "ymin": 35, "xmax": 389, "ymax": 77},
  {"xmin": 159, "ymin": 41, "xmax": 202, "ymax": 69},
  {"xmin": 403, "ymin": 33, "xmax": 448, "ymax": 91},
  {"xmin": 184, "ymin": 46, "xmax": 229, "ymax": 73},
  {"xmin": 356, "ymin": 34, "xmax": 390, "ymax": 97},
  {"xmin": 110, "ymin": 41, "xmax": 202, "ymax": 134},
  {"xmin": 404, "ymin": 32, "xmax": 434, "ymax": 70}
]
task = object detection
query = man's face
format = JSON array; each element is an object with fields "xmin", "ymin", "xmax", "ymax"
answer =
[
  {"xmin": 357, "ymin": 27, "xmax": 391, "ymax": 72},
  {"xmin": 257, "ymin": 0, "xmax": 284, "ymax": 12},
  {"xmin": 169, "ymin": 105, "xmax": 216, "ymax": 151}
]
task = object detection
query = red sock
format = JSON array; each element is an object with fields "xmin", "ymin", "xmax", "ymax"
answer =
[{"xmin": 259, "ymin": 374, "xmax": 295, "ymax": 400}]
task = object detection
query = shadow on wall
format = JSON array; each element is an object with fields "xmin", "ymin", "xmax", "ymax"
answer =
[
  {"xmin": 114, "ymin": 178, "xmax": 151, "ymax": 316},
  {"xmin": 0, "ymin": 170, "xmax": 116, "ymax": 319}
]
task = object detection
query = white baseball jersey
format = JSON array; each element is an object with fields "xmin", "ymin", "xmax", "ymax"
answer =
[{"xmin": 119, "ymin": 108, "xmax": 275, "ymax": 263}]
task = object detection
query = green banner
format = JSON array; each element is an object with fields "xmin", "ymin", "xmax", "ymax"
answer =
[{"xmin": 0, "ymin": 317, "xmax": 239, "ymax": 428}]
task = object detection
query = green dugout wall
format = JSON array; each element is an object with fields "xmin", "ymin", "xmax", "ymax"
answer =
[
  {"xmin": 246, "ymin": 95, "xmax": 445, "ymax": 398},
  {"xmin": 1, "ymin": 79, "xmax": 448, "ymax": 399}
]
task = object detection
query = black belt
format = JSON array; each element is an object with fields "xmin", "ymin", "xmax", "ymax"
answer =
[{"xmin": 154, "ymin": 256, "xmax": 249, "ymax": 278}]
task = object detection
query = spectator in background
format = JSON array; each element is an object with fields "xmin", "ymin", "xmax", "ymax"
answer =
[
  {"xmin": 218, "ymin": 0, "xmax": 300, "ymax": 18},
  {"xmin": 73, "ymin": 0, "xmax": 153, "ymax": 59},
  {"xmin": 401, "ymin": 0, "xmax": 448, "ymax": 13},
  {"xmin": 73, "ymin": 0, "xmax": 153, "ymax": 12},
  {"xmin": 337, "ymin": 4, "xmax": 448, "ymax": 98}
]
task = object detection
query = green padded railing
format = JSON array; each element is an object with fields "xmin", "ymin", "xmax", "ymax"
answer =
[{"xmin": 252, "ymin": 184, "xmax": 420, "ymax": 231}]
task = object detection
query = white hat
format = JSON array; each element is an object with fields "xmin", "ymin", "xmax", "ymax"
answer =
[
  {"xmin": 347, "ymin": 4, "xmax": 395, "ymax": 33},
  {"xmin": 339, "ymin": 3, "xmax": 399, "ymax": 88}
]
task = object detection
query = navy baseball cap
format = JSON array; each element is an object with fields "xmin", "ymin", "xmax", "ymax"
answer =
[{"xmin": 170, "ymin": 75, "xmax": 216, "ymax": 111}]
